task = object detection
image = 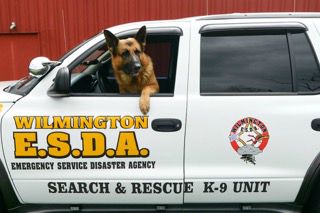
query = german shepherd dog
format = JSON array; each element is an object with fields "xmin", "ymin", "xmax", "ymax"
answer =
[{"xmin": 103, "ymin": 26, "xmax": 159, "ymax": 114}]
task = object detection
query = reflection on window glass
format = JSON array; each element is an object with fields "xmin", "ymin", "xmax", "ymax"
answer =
[
  {"xmin": 200, "ymin": 31, "xmax": 292, "ymax": 93},
  {"xmin": 291, "ymin": 33, "xmax": 320, "ymax": 92},
  {"xmin": 71, "ymin": 47, "xmax": 106, "ymax": 74}
]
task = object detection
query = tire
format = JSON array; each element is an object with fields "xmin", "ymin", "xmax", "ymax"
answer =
[{"xmin": 303, "ymin": 179, "xmax": 320, "ymax": 213}]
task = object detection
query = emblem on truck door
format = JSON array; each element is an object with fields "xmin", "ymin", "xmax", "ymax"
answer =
[{"xmin": 229, "ymin": 117, "xmax": 270, "ymax": 165}]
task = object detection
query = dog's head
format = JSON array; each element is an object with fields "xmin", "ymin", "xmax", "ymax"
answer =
[{"xmin": 104, "ymin": 26, "xmax": 147, "ymax": 77}]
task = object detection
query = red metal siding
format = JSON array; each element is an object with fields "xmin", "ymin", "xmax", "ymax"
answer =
[
  {"xmin": 0, "ymin": 33, "xmax": 40, "ymax": 80},
  {"xmin": 208, "ymin": 0, "xmax": 295, "ymax": 13},
  {"xmin": 0, "ymin": 0, "xmax": 39, "ymax": 33},
  {"xmin": 295, "ymin": 0, "xmax": 320, "ymax": 11},
  {"xmin": 0, "ymin": 0, "xmax": 320, "ymax": 80}
]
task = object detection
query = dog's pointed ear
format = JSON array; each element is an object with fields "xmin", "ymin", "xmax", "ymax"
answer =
[
  {"xmin": 104, "ymin": 30, "xmax": 119, "ymax": 55},
  {"xmin": 135, "ymin": 26, "xmax": 147, "ymax": 51}
]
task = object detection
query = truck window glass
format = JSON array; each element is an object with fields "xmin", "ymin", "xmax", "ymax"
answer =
[
  {"xmin": 291, "ymin": 32, "xmax": 320, "ymax": 92},
  {"xmin": 200, "ymin": 31, "xmax": 292, "ymax": 93},
  {"xmin": 70, "ymin": 35, "xmax": 179, "ymax": 95}
]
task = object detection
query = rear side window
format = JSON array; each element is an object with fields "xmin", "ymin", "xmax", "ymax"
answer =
[
  {"xmin": 291, "ymin": 32, "xmax": 320, "ymax": 92},
  {"xmin": 200, "ymin": 29, "xmax": 320, "ymax": 94}
]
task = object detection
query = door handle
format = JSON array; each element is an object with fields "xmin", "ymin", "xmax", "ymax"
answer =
[
  {"xmin": 311, "ymin": 119, "xmax": 320, "ymax": 131},
  {"xmin": 151, "ymin": 119, "xmax": 182, "ymax": 132}
]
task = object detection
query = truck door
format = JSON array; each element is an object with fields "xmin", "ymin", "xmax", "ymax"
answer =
[
  {"xmin": 185, "ymin": 20, "xmax": 320, "ymax": 203},
  {"xmin": 1, "ymin": 23, "xmax": 190, "ymax": 204}
]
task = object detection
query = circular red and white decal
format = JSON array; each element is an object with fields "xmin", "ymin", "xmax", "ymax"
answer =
[{"xmin": 228, "ymin": 117, "xmax": 270, "ymax": 165}]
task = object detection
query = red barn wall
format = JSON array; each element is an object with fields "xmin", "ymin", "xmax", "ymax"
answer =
[{"xmin": 0, "ymin": 0, "xmax": 319, "ymax": 80}]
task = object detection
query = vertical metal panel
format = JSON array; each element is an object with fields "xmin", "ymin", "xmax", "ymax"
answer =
[
  {"xmin": 0, "ymin": 0, "xmax": 39, "ymax": 33},
  {"xmin": 295, "ymin": 0, "xmax": 320, "ymax": 11},
  {"xmin": 0, "ymin": 0, "xmax": 11, "ymax": 32},
  {"xmin": 1, "ymin": 0, "xmax": 320, "ymax": 80},
  {"xmin": 0, "ymin": 33, "xmax": 40, "ymax": 80},
  {"xmin": 58, "ymin": 0, "xmax": 208, "ymax": 54}
]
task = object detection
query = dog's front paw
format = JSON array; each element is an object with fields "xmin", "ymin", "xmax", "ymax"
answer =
[{"xmin": 139, "ymin": 95, "xmax": 150, "ymax": 115}]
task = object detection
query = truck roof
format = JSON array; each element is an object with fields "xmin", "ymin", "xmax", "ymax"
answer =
[{"xmin": 195, "ymin": 12, "xmax": 320, "ymax": 21}]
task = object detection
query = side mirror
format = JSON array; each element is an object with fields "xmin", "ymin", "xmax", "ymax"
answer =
[
  {"xmin": 29, "ymin": 57, "xmax": 61, "ymax": 77},
  {"xmin": 47, "ymin": 67, "xmax": 70, "ymax": 97}
]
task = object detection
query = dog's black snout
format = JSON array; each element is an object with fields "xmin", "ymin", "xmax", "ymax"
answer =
[
  {"xmin": 132, "ymin": 54, "xmax": 141, "ymax": 73},
  {"xmin": 134, "ymin": 63, "xmax": 141, "ymax": 72}
]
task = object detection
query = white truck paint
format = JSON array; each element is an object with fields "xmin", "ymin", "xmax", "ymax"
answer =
[{"xmin": 1, "ymin": 13, "xmax": 320, "ymax": 212}]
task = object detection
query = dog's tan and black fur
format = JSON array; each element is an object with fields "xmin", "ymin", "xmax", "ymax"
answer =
[{"xmin": 104, "ymin": 26, "xmax": 159, "ymax": 114}]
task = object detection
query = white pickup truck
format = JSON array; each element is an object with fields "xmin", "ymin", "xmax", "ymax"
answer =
[{"xmin": 1, "ymin": 13, "xmax": 320, "ymax": 212}]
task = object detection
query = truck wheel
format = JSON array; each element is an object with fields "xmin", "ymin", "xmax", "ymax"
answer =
[
  {"xmin": 303, "ymin": 179, "xmax": 320, "ymax": 213},
  {"xmin": 0, "ymin": 193, "xmax": 8, "ymax": 213}
]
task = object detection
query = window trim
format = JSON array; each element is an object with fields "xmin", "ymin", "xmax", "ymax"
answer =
[
  {"xmin": 199, "ymin": 22, "xmax": 307, "ymax": 34},
  {"xmin": 117, "ymin": 26, "xmax": 183, "ymax": 37},
  {"xmin": 199, "ymin": 25, "xmax": 320, "ymax": 96}
]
